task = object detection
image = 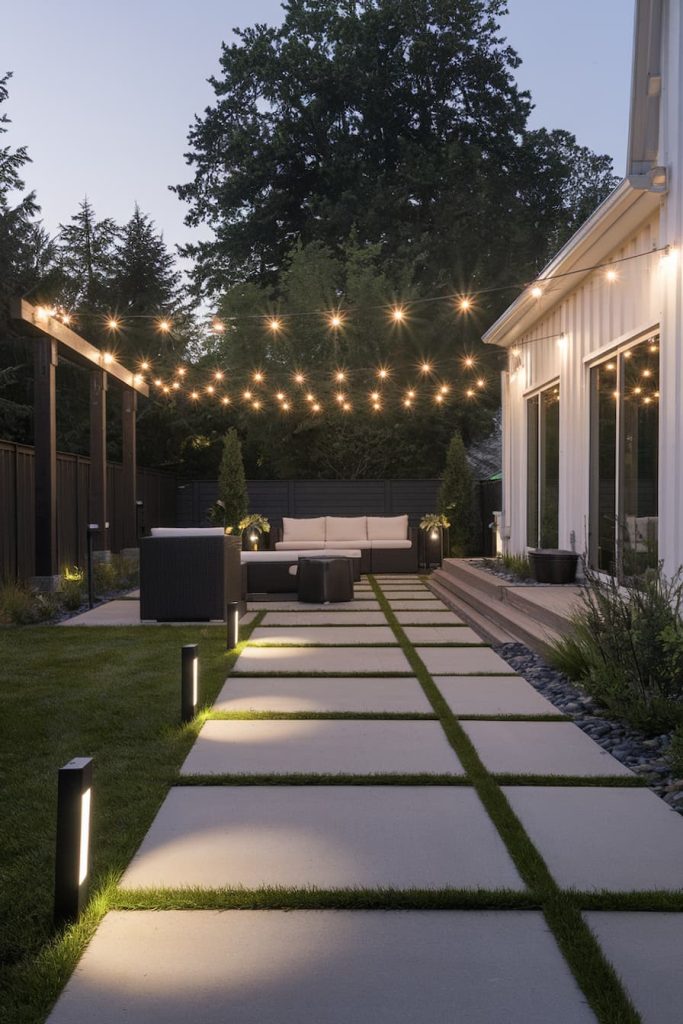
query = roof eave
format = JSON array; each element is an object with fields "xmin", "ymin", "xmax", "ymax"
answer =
[{"xmin": 482, "ymin": 179, "xmax": 662, "ymax": 348}]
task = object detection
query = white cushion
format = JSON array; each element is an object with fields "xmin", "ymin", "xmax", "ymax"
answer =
[
  {"xmin": 309, "ymin": 549, "xmax": 362, "ymax": 558},
  {"xmin": 323, "ymin": 540, "xmax": 371, "ymax": 550},
  {"xmin": 366, "ymin": 515, "xmax": 408, "ymax": 540},
  {"xmin": 150, "ymin": 527, "xmax": 224, "ymax": 537},
  {"xmin": 282, "ymin": 516, "xmax": 326, "ymax": 542},
  {"xmin": 325, "ymin": 516, "xmax": 368, "ymax": 541},
  {"xmin": 370, "ymin": 539, "xmax": 412, "ymax": 549},
  {"xmin": 275, "ymin": 541, "xmax": 326, "ymax": 551},
  {"xmin": 242, "ymin": 549, "xmax": 362, "ymax": 563}
]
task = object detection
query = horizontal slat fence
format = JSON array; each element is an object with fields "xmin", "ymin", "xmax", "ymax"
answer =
[
  {"xmin": 177, "ymin": 479, "xmax": 442, "ymax": 528},
  {"xmin": 0, "ymin": 440, "xmax": 176, "ymax": 581}
]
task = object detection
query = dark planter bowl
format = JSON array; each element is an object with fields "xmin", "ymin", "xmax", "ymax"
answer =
[{"xmin": 528, "ymin": 549, "xmax": 579, "ymax": 584}]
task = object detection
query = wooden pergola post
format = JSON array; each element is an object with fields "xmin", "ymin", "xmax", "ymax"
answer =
[
  {"xmin": 121, "ymin": 387, "xmax": 138, "ymax": 549},
  {"xmin": 89, "ymin": 368, "xmax": 109, "ymax": 554},
  {"xmin": 11, "ymin": 299, "xmax": 149, "ymax": 581},
  {"xmin": 33, "ymin": 335, "xmax": 59, "ymax": 583}
]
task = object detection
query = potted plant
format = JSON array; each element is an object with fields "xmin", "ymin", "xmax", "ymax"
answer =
[
  {"xmin": 419, "ymin": 513, "xmax": 450, "ymax": 569},
  {"xmin": 528, "ymin": 548, "xmax": 579, "ymax": 584},
  {"xmin": 239, "ymin": 513, "xmax": 271, "ymax": 551}
]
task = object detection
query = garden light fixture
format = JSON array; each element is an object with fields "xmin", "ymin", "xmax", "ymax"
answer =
[
  {"xmin": 54, "ymin": 757, "xmax": 93, "ymax": 926},
  {"xmin": 181, "ymin": 644, "xmax": 199, "ymax": 724}
]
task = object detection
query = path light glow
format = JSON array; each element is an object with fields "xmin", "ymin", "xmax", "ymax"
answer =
[
  {"xmin": 181, "ymin": 645, "xmax": 199, "ymax": 724},
  {"xmin": 54, "ymin": 756, "xmax": 93, "ymax": 925},
  {"xmin": 226, "ymin": 602, "xmax": 240, "ymax": 650}
]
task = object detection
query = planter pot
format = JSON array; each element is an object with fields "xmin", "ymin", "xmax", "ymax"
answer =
[{"xmin": 528, "ymin": 549, "xmax": 579, "ymax": 584}]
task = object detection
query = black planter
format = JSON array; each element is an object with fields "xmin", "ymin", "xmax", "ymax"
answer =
[{"xmin": 528, "ymin": 549, "xmax": 579, "ymax": 584}]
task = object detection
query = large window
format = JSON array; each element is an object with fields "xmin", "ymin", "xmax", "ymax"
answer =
[
  {"xmin": 589, "ymin": 335, "xmax": 659, "ymax": 575},
  {"xmin": 527, "ymin": 383, "xmax": 560, "ymax": 548}
]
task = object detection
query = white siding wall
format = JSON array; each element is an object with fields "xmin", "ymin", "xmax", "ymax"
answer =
[{"xmin": 502, "ymin": 215, "xmax": 662, "ymax": 559}]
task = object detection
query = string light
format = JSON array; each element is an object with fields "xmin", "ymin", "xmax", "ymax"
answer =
[
  {"xmin": 253, "ymin": 371, "xmax": 264, "ymax": 383},
  {"xmin": 157, "ymin": 319, "xmax": 171, "ymax": 333},
  {"xmin": 530, "ymin": 286, "xmax": 543, "ymax": 300},
  {"xmin": 370, "ymin": 391, "xmax": 380, "ymax": 401},
  {"xmin": 466, "ymin": 388, "xmax": 475, "ymax": 398},
  {"xmin": 457, "ymin": 296, "xmax": 473, "ymax": 312},
  {"xmin": 377, "ymin": 368, "xmax": 389, "ymax": 380},
  {"xmin": 342, "ymin": 401, "xmax": 351, "ymax": 411},
  {"xmin": 275, "ymin": 391, "xmax": 286, "ymax": 401},
  {"xmin": 106, "ymin": 317, "xmax": 120, "ymax": 331},
  {"xmin": 214, "ymin": 370, "xmax": 224, "ymax": 381},
  {"xmin": 335, "ymin": 370, "xmax": 347, "ymax": 382},
  {"xmin": 406, "ymin": 389, "xmax": 415, "ymax": 399},
  {"xmin": 390, "ymin": 305, "xmax": 406, "ymax": 323},
  {"xmin": 190, "ymin": 390, "xmax": 199, "ymax": 401},
  {"xmin": 61, "ymin": 313, "xmax": 72, "ymax": 326},
  {"xmin": 243, "ymin": 389, "xmax": 252, "ymax": 400},
  {"xmin": 312, "ymin": 402, "xmax": 321, "ymax": 413},
  {"xmin": 294, "ymin": 372, "xmax": 305, "ymax": 384},
  {"xmin": 403, "ymin": 398, "xmax": 412, "ymax": 408},
  {"xmin": 463, "ymin": 356, "xmax": 475, "ymax": 368},
  {"xmin": 306, "ymin": 392, "xmax": 315, "ymax": 403},
  {"xmin": 206, "ymin": 384, "xmax": 215, "ymax": 394},
  {"xmin": 252, "ymin": 399, "xmax": 262, "ymax": 410},
  {"xmin": 439, "ymin": 384, "xmax": 450, "ymax": 395},
  {"xmin": 172, "ymin": 381, "xmax": 180, "ymax": 390},
  {"xmin": 281, "ymin": 401, "xmax": 291, "ymax": 411},
  {"xmin": 335, "ymin": 393, "xmax": 346, "ymax": 404},
  {"xmin": 221, "ymin": 396, "xmax": 231, "ymax": 406},
  {"xmin": 211, "ymin": 319, "xmax": 225, "ymax": 334},
  {"xmin": 435, "ymin": 394, "xmax": 444, "ymax": 404},
  {"xmin": 102, "ymin": 352, "xmax": 114, "ymax": 365},
  {"xmin": 154, "ymin": 378, "xmax": 162, "ymax": 387},
  {"xmin": 420, "ymin": 361, "xmax": 432, "ymax": 374},
  {"xmin": 176, "ymin": 367, "xmax": 187, "ymax": 377},
  {"xmin": 606, "ymin": 269, "xmax": 618, "ymax": 283},
  {"xmin": 267, "ymin": 317, "xmax": 282, "ymax": 333},
  {"xmin": 140, "ymin": 360, "xmax": 150, "ymax": 371},
  {"xmin": 327, "ymin": 312, "xmax": 345, "ymax": 330},
  {"xmin": 477, "ymin": 378, "xmax": 486, "ymax": 389}
]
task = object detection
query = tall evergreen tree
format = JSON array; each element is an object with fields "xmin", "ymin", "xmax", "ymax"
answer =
[{"xmin": 57, "ymin": 197, "xmax": 118, "ymax": 316}]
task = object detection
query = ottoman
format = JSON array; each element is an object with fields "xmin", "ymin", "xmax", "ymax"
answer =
[{"xmin": 297, "ymin": 556, "xmax": 354, "ymax": 603}]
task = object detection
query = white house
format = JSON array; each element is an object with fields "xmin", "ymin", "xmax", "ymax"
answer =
[{"xmin": 483, "ymin": 0, "xmax": 683, "ymax": 579}]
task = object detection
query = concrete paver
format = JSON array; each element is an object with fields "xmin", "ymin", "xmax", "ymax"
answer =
[
  {"xmin": 232, "ymin": 646, "xmax": 412, "ymax": 675},
  {"xmin": 46, "ymin": 910, "xmax": 595, "ymax": 1024},
  {"xmin": 394, "ymin": 610, "xmax": 464, "ymax": 625},
  {"xmin": 387, "ymin": 600, "xmax": 448, "ymax": 611},
  {"xmin": 248, "ymin": 600, "xmax": 381, "ymax": 611},
  {"xmin": 120, "ymin": 786, "xmax": 525, "ymax": 891},
  {"xmin": 402, "ymin": 626, "xmax": 485, "ymax": 645},
  {"xmin": 504, "ymin": 787, "xmax": 683, "ymax": 891},
  {"xmin": 417, "ymin": 646, "xmax": 517, "ymax": 675},
  {"xmin": 181, "ymin": 720, "xmax": 463, "ymax": 776},
  {"xmin": 261, "ymin": 611, "xmax": 388, "ymax": 625},
  {"xmin": 462, "ymin": 722, "xmax": 633, "ymax": 777},
  {"xmin": 213, "ymin": 676, "xmax": 432, "ymax": 713},
  {"xmin": 249, "ymin": 625, "xmax": 396, "ymax": 645},
  {"xmin": 436, "ymin": 676, "xmax": 559, "ymax": 717},
  {"xmin": 584, "ymin": 912, "xmax": 683, "ymax": 1024}
]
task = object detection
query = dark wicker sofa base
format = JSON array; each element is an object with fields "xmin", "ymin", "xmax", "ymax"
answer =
[{"xmin": 141, "ymin": 535, "xmax": 243, "ymax": 621}]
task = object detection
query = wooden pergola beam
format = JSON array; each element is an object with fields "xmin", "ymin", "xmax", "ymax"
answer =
[{"xmin": 10, "ymin": 297, "xmax": 150, "ymax": 397}]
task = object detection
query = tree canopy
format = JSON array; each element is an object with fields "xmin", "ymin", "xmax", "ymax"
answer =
[{"xmin": 175, "ymin": 0, "xmax": 618, "ymax": 300}]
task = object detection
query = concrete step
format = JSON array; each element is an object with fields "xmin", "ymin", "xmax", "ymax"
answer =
[
  {"xmin": 428, "ymin": 569, "xmax": 562, "ymax": 657},
  {"xmin": 504, "ymin": 586, "xmax": 583, "ymax": 635},
  {"xmin": 426, "ymin": 577, "xmax": 517, "ymax": 646},
  {"xmin": 439, "ymin": 559, "xmax": 511, "ymax": 602}
]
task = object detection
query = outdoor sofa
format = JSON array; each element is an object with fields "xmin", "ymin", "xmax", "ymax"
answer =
[{"xmin": 271, "ymin": 515, "xmax": 419, "ymax": 573}]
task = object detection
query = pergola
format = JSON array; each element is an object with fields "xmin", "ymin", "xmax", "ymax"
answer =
[{"xmin": 11, "ymin": 298, "xmax": 149, "ymax": 582}]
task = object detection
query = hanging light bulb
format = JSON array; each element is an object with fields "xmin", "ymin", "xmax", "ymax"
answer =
[
  {"xmin": 190, "ymin": 390, "xmax": 199, "ymax": 400},
  {"xmin": 312, "ymin": 402, "xmax": 321, "ymax": 413},
  {"xmin": 140, "ymin": 360, "xmax": 150, "ymax": 371},
  {"xmin": 157, "ymin": 319, "xmax": 171, "ymax": 333},
  {"xmin": 420, "ymin": 361, "xmax": 432, "ymax": 374},
  {"xmin": 221, "ymin": 396, "xmax": 231, "ymax": 406},
  {"xmin": 294, "ymin": 372, "xmax": 305, "ymax": 384},
  {"xmin": 106, "ymin": 317, "xmax": 120, "ymax": 331},
  {"xmin": 457, "ymin": 296, "xmax": 473, "ymax": 312},
  {"xmin": 530, "ymin": 285, "xmax": 543, "ymax": 300},
  {"xmin": 172, "ymin": 381, "xmax": 181, "ymax": 391},
  {"xmin": 253, "ymin": 371, "xmax": 264, "ymax": 383},
  {"xmin": 605, "ymin": 268, "xmax": 618, "ymax": 283},
  {"xmin": 214, "ymin": 370, "xmax": 224, "ymax": 381},
  {"xmin": 306, "ymin": 392, "xmax": 315, "ymax": 403},
  {"xmin": 390, "ymin": 305, "xmax": 406, "ymax": 323},
  {"xmin": 268, "ymin": 317, "xmax": 282, "ymax": 332},
  {"xmin": 370, "ymin": 391, "xmax": 380, "ymax": 401},
  {"xmin": 102, "ymin": 352, "xmax": 114, "ymax": 365},
  {"xmin": 377, "ymin": 368, "xmax": 389, "ymax": 380},
  {"xmin": 327, "ymin": 312, "xmax": 345, "ymax": 329},
  {"xmin": 335, "ymin": 370, "xmax": 346, "ymax": 382},
  {"xmin": 275, "ymin": 391, "xmax": 286, "ymax": 401},
  {"xmin": 281, "ymin": 401, "xmax": 291, "ymax": 411},
  {"xmin": 477, "ymin": 378, "xmax": 486, "ymax": 389},
  {"xmin": 463, "ymin": 356, "xmax": 475, "ymax": 368},
  {"xmin": 206, "ymin": 384, "xmax": 215, "ymax": 394},
  {"xmin": 176, "ymin": 367, "xmax": 187, "ymax": 378},
  {"xmin": 252, "ymin": 399, "xmax": 262, "ymax": 410},
  {"xmin": 342, "ymin": 401, "xmax": 351, "ymax": 411},
  {"xmin": 243, "ymin": 389, "xmax": 252, "ymax": 400},
  {"xmin": 154, "ymin": 378, "xmax": 163, "ymax": 387}
]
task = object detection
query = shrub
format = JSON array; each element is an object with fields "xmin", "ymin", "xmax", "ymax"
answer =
[
  {"xmin": 0, "ymin": 583, "xmax": 59, "ymax": 625},
  {"xmin": 60, "ymin": 567, "xmax": 86, "ymax": 611},
  {"xmin": 670, "ymin": 726, "xmax": 683, "ymax": 780},
  {"xmin": 547, "ymin": 563, "xmax": 683, "ymax": 732},
  {"xmin": 501, "ymin": 552, "xmax": 532, "ymax": 580},
  {"xmin": 438, "ymin": 432, "xmax": 476, "ymax": 555},
  {"xmin": 209, "ymin": 429, "xmax": 248, "ymax": 530}
]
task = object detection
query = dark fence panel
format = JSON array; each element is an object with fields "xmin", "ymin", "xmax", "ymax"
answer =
[
  {"xmin": 177, "ymin": 479, "xmax": 443, "ymax": 528},
  {"xmin": 476, "ymin": 478, "xmax": 503, "ymax": 556},
  {"xmin": 0, "ymin": 439, "xmax": 176, "ymax": 581}
]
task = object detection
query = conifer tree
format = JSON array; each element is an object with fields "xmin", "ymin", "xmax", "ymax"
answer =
[
  {"xmin": 216, "ymin": 428, "xmax": 248, "ymax": 529},
  {"xmin": 438, "ymin": 432, "xmax": 476, "ymax": 556}
]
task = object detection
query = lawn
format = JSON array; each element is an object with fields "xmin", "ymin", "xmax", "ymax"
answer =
[{"xmin": 0, "ymin": 622, "xmax": 255, "ymax": 1024}]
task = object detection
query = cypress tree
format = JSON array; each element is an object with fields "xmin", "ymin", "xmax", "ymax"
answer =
[
  {"xmin": 438, "ymin": 432, "xmax": 476, "ymax": 556},
  {"xmin": 217, "ymin": 428, "xmax": 248, "ymax": 530}
]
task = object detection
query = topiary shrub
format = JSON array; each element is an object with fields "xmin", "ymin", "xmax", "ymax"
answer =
[
  {"xmin": 438, "ymin": 431, "xmax": 476, "ymax": 556},
  {"xmin": 208, "ymin": 429, "xmax": 249, "ymax": 530}
]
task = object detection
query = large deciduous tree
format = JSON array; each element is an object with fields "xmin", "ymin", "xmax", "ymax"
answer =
[{"xmin": 174, "ymin": 0, "xmax": 618, "ymax": 299}]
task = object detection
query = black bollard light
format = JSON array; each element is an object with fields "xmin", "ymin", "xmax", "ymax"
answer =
[
  {"xmin": 54, "ymin": 757, "xmax": 93, "ymax": 926},
  {"xmin": 86, "ymin": 524, "xmax": 99, "ymax": 609},
  {"xmin": 181, "ymin": 644, "xmax": 199, "ymax": 723},
  {"xmin": 135, "ymin": 499, "xmax": 144, "ymax": 540},
  {"xmin": 226, "ymin": 601, "xmax": 240, "ymax": 650}
]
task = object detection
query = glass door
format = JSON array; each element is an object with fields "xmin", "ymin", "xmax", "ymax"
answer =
[{"xmin": 526, "ymin": 383, "xmax": 560, "ymax": 549}]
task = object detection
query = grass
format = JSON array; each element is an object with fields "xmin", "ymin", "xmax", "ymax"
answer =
[{"xmin": 0, "ymin": 614, "xmax": 262, "ymax": 1024}]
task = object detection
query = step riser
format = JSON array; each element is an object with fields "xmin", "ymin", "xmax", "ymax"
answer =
[
  {"xmin": 439, "ymin": 559, "xmax": 509, "ymax": 601},
  {"xmin": 429, "ymin": 571, "xmax": 560, "ymax": 657},
  {"xmin": 504, "ymin": 588, "xmax": 579, "ymax": 635},
  {"xmin": 426, "ymin": 579, "xmax": 516, "ymax": 646}
]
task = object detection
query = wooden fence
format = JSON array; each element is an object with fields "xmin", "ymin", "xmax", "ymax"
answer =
[{"xmin": 0, "ymin": 440, "xmax": 176, "ymax": 581}]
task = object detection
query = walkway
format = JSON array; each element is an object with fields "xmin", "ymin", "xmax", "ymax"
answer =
[{"xmin": 48, "ymin": 575, "xmax": 683, "ymax": 1023}]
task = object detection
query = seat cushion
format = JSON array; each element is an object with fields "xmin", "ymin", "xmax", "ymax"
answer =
[
  {"xmin": 367, "ymin": 515, "xmax": 408, "ymax": 540},
  {"xmin": 370, "ymin": 539, "xmax": 412, "ymax": 549},
  {"xmin": 275, "ymin": 541, "xmax": 326, "ymax": 551},
  {"xmin": 323, "ymin": 540, "xmax": 371, "ymax": 550},
  {"xmin": 325, "ymin": 516, "xmax": 368, "ymax": 541},
  {"xmin": 150, "ymin": 527, "xmax": 225, "ymax": 537},
  {"xmin": 282, "ymin": 516, "xmax": 326, "ymax": 542}
]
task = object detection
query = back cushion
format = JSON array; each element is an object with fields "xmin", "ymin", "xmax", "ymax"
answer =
[
  {"xmin": 282, "ymin": 517, "xmax": 326, "ymax": 542},
  {"xmin": 150, "ymin": 527, "xmax": 224, "ymax": 537},
  {"xmin": 367, "ymin": 515, "xmax": 408, "ymax": 540},
  {"xmin": 325, "ymin": 516, "xmax": 368, "ymax": 541}
]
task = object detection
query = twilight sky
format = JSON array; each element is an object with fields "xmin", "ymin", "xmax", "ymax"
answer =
[{"xmin": 1, "ymin": 0, "xmax": 635, "ymax": 260}]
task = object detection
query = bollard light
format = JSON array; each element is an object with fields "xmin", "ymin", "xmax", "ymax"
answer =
[
  {"xmin": 226, "ymin": 601, "xmax": 240, "ymax": 650},
  {"xmin": 54, "ymin": 757, "xmax": 93, "ymax": 926},
  {"xmin": 181, "ymin": 644, "xmax": 199, "ymax": 723}
]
